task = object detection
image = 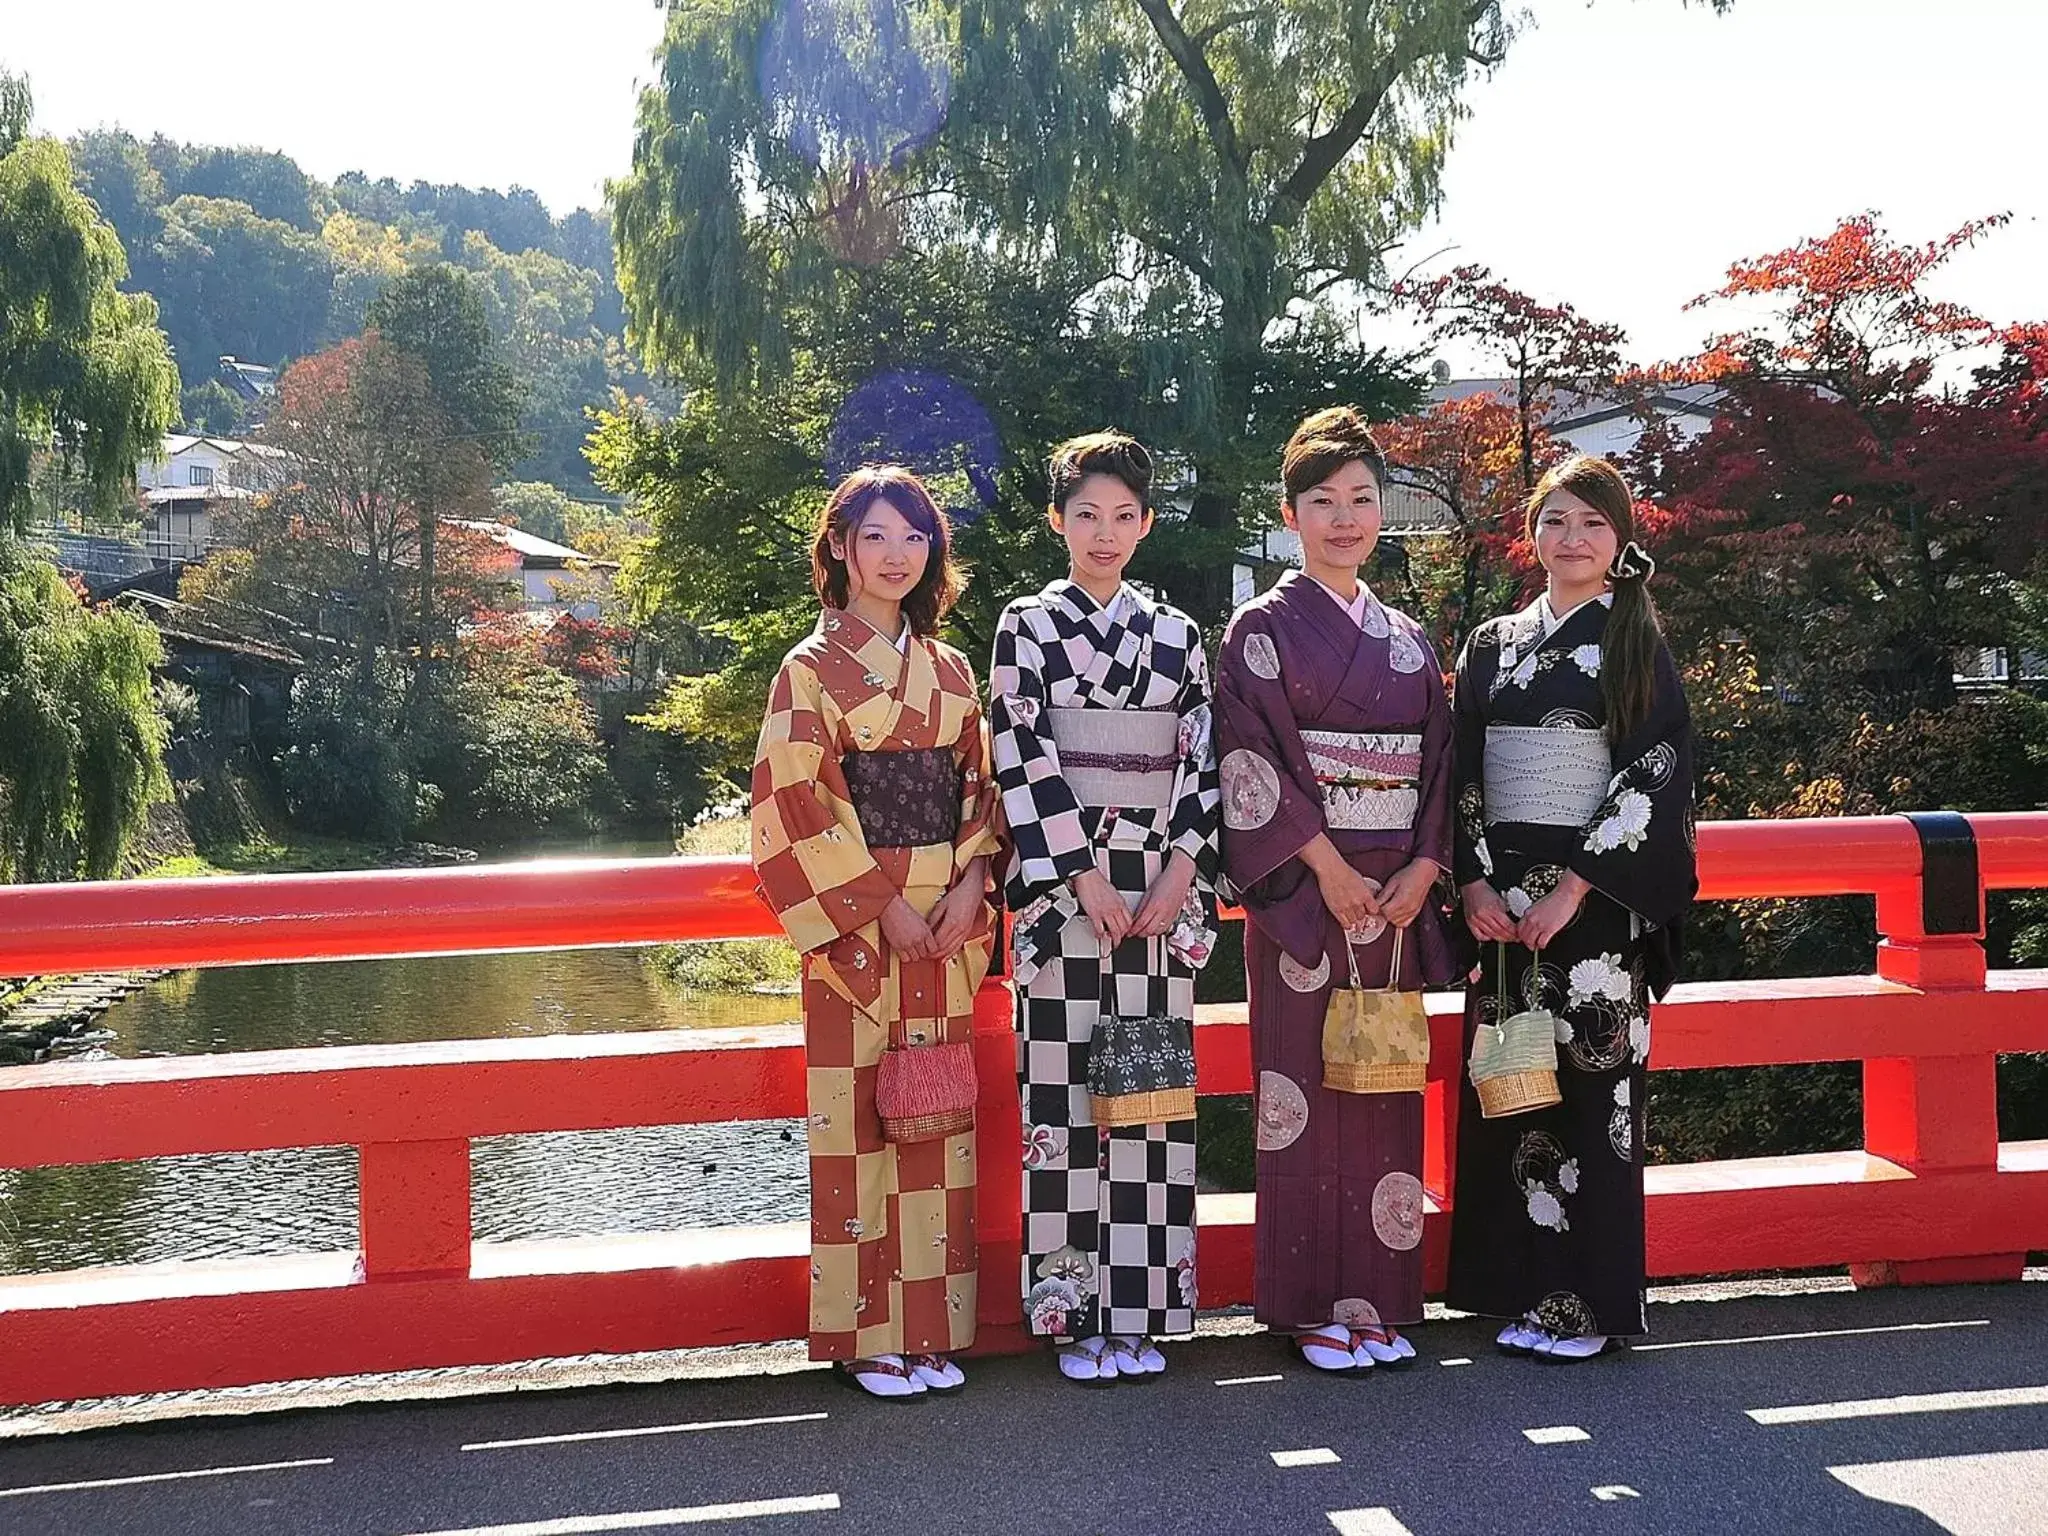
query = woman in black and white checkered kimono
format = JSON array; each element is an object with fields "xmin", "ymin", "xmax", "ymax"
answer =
[{"xmin": 990, "ymin": 431, "xmax": 1221, "ymax": 1384}]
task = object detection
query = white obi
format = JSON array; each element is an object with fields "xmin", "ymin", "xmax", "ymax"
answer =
[
  {"xmin": 1302, "ymin": 729, "xmax": 1422, "ymax": 831},
  {"xmin": 1048, "ymin": 707, "xmax": 1179, "ymax": 809},
  {"xmin": 1483, "ymin": 725, "xmax": 1611, "ymax": 827}
]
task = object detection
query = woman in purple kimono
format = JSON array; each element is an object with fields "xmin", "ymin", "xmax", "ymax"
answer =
[{"xmin": 1216, "ymin": 406, "xmax": 1457, "ymax": 1373}]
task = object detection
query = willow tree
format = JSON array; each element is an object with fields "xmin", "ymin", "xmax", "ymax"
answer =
[
  {"xmin": 617, "ymin": 2, "xmax": 1735, "ymax": 616},
  {"xmin": 0, "ymin": 74, "xmax": 176, "ymax": 879},
  {"xmin": 0, "ymin": 71, "xmax": 179, "ymax": 530}
]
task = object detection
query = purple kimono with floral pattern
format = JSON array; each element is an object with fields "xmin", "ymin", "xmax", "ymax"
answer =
[{"xmin": 1216, "ymin": 571, "xmax": 1455, "ymax": 1331}]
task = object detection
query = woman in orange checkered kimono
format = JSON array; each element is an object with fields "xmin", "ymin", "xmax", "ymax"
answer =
[{"xmin": 751, "ymin": 465, "xmax": 1001, "ymax": 1400}]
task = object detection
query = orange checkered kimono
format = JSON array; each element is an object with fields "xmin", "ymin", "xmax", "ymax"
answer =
[{"xmin": 750, "ymin": 607, "xmax": 1002, "ymax": 1362}]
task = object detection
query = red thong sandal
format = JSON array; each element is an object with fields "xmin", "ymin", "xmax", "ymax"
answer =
[
  {"xmin": 1350, "ymin": 1325, "xmax": 1417, "ymax": 1368},
  {"xmin": 833, "ymin": 1354, "xmax": 926, "ymax": 1401},
  {"xmin": 907, "ymin": 1354, "xmax": 966, "ymax": 1394}
]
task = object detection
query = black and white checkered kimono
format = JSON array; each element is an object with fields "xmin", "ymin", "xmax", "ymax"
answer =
[{"xmin": 991, "ymin": 580, "xmax": 1221, "ymax": 1341}]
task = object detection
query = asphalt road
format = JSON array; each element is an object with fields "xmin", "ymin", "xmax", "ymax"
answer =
[{"xmin": 2, "ymin": 1280, "xmax": 2044, "ymax": 1536}]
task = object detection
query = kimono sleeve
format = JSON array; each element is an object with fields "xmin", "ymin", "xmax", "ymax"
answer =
[
  {"xmin": 1167, "ymin": 629, "xmax": 1221, "ymax": 881},
  {"xmin": 950, "ymin": 664, "xmax": 1003, "ymax": 877},
  {"xmin": 1569, "ymin": 641, "xmax": 1698, "ymax": 935},
  {"xmin": 1215, "ymin": 605, "xmax": 1327, "ymax": 894},
  {"xmin": 989, "ymin": 605, "xmax": 1095, "ymax": 892},
  {"xmin": 1410, "ymin": 625, "xmax": 1454, "ymax": 875},
  {"xmin": 1450, "ymin": 627, "xmax": 1496, "ymax": 890},
  {"xmin": 749, "ymin": 653, "xmax": 900, "ymax": 953}
]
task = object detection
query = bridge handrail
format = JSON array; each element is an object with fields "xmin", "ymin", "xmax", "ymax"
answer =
[{"xmin": 0, "ymin": 810, "xmax": 2043, "ymax": 1407}]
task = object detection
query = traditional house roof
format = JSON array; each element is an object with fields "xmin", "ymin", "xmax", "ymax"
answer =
[
  {"xmin": 114, "ymin": 590, "xmax": 304, "ymax": 668},
  {"xmin": 444, "ymin": 519, "xmax": 621, "ymax": 571}
]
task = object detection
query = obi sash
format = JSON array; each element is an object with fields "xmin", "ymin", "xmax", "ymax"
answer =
[
  {"xmin": 1302, "ymin": 729, "xmax": 1421, "ymax": 831},
  {"xmin": 842, "ymin": 747, "xmax": 962, "ymax": 848},
  {"xmin": 1047, "ymin": 707, "xmax": 1178, "ymax": 809},
  {"xmin": 1483, "ymin": 725, "xmax": 1611, "ymax": 827}
]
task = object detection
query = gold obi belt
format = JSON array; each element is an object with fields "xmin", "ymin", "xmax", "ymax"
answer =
[
  {"xmin": 1047, "ymin": 707, "xmax": 1179, "ymax": 810},
  {"xmin": 1302, "ymin": 729, "xmax": 1421, "ymax": 831},
  {"xmin": 1482, "ymin": 725, "xmax": 1612, "ymax": 827}
]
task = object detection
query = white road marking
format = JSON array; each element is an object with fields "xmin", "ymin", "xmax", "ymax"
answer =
[
  {"xmin": 1592, "ymin": 1486, "xmax": 1641, "ymax": 1502},
  {"xmin": 1272, "ymin": 1447, "xmax": 1342, "ymax": 1467},
  {"xmin": 463, "ymin": 1411, "xmax": 828, "ymax": 1451},
  {"xmin": 1439, "ymin": 1357, "xmax": 1474, "ymax": 1367},
  {"xmin": 1216, "ymin": 1373, "xmax": 1284, "ymax": 1387},
  {"xmin": 1635, "ymin": 1319, "xmax": 1989, "ymax": 1353},
  {"xmin": 1523, "ymin": 1425, "xmax": 1592, "ymax": 1445},
  {"xmin": 1830, "ymin": 1448, "xmax": 2048, "ymax": 1536},
  {"xmin": 1327, "ymin": 1510, "xmax": 1417, "ymax": 1535},
  {"xmin": 1750, "ymin": 1383, "xmax": 2048, "ymax": 1426},
  {"xmin": 0, "ymin": 1457, "xmax": 333, "ymax": 1499},
  {"xmin": 393, "ymin": 1493, "xmax": 841, "ymax": 1535}
]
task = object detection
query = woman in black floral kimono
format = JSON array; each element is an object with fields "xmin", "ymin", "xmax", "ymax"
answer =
[{"xmin": 1445, "ymin": 454, "xmax": 1696, "ymax": 1362}]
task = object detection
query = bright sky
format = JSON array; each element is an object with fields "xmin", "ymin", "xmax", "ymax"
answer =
[{"xmin": 6, "ymin": 0, "xmax": 2042, "ymax": 372}]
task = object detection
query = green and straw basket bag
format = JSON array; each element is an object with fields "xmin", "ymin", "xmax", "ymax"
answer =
[{"xmin": 1469, "ymin": 942, "xmax": 1564, "ymax": 1119}]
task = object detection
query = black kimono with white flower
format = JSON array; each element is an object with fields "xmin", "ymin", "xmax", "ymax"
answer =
[{"xmin": 1443, "ymin": 595, "xmax": 1696, "ymax": 1337}]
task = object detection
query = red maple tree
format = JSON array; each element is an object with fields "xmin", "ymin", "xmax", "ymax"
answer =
[
  {"xmin": 1377, "ymin": 391, "xmax": 1549, "ymax": 659},
  {"xmin": 1637, "ymin": 214, "xmax": 2048, "ymax": 820},
  {"xmin": 1391, "ymin": 264, "xmax": 1626, "ymax": 489}
]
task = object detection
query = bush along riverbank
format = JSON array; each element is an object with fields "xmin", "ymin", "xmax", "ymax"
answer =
[{"xmin": 644, "ymin": 812, "xmax": 799, "ymax": 995}]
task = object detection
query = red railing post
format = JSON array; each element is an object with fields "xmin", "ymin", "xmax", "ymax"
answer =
[
  {"xmin": 358, "ymin": 1139, "xmax": 472, "ymax": 1281},
  {"xmin": 1853, "ymin": 816, "xmax": 2021, "ymax": 1288},
  {"xmin": 970, "ymin": 974, "xmax": 1030, "ymax": 1353}
]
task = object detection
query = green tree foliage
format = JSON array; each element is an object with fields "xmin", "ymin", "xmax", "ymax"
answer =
[
  {"xmin": 368, "ymin": 264, "xmax": 523, "ymax": 465},
  {"xmin": 148, "ymin": 194, "xmax": 335, "ymax": 375},
  {"xmin": 492, "ymin": 480, "xmax": 577, "ymax": 545},
  {"xmin": 148, "ymin": 138, "xmax": 319, "ymax": 230},
  {"xmin": 331, "ymin": 173, "xmax": 557, "ymax": 260},
  {"xmin": 598, "ymin": 189, "xmax": 1416, "ymax": 775},
  {"xmin": 277, "ymin": 661, "xmax": 416, "ymax": 843},
  {"xmin": 64, "ymin": 126, "xmax": 647, "ymax": 496},
  {"xmin": 417, "ymin": 615, "xmax": 609, "ymax": 836},
  {"xmin": 0, "ymin": 74, "xmax": 180, "ymax": 528},
  {"xmin": 0, "ymin": 544, "xmax": 169, "ymax": 880},
  {"xmin": 612, "ymin": 0, "xmax": 1534, "ymax": 613},
  {"xmin": 66, "ymin": 127, "xmax": 165, "ymax": 259},
  {"xmin": 367, "ymin": 264, "xmax": 524, "ymax": 715},
  {"xmin": 456, "ymin": 235, "xmax": 610, "ymax": 490}
]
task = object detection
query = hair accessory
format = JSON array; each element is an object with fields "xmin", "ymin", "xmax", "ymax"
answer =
[{"xmin": 1609, "ymin": 541, "xmax": 1656, "ymax": 583}]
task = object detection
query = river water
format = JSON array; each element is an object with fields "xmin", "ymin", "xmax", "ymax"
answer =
[{"xmin": 0, "ymin": 844, "xmax": 812, "ymax": 1278}]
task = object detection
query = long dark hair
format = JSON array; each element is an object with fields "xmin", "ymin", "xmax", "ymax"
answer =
[
  {"xmin": 1524, "ymin": 455, "xmax": 1663, "ymax": 742},
  {"xmin": 810, "ymin": 465, "xmax": 963, "ymax": 638}
]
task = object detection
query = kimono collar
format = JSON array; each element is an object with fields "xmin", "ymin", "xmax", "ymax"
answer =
[
  {"xmin": 818, "ymin": 606, "xmax": 940, "ymax": 740},
  {"xmin": 1047, "ymin": 578, "xmax": 1144, "ymax": 634},
  {"xmin": 1540, "ymin": 591, "xmax": 1614, "ymax": 639},
  {"xmin": 823, "ymin": 605, "xmax": 909, "ymax": 660},
  {"xmin": 1307, "ymin": 573, "xmax": 1381, "ymax": 631}
]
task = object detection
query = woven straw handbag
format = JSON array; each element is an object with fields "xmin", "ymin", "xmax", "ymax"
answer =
[
  {"xmin": 1469, "ymin": 942, "xmax": 1564, "ymax": 1119},
  {"xmin": 1087, "ymin": 935, "xmax": 1198, "ymax": 1127},
  {"xmin": 874, "ymin": 967, "xmax": 976, "ymax": 1143},
  {"xmin": 1321, "ymin": 927, "xmax": 1429, "ymax": 1095}
]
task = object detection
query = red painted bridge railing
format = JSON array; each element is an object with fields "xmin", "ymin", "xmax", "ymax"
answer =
[{"xmin": 0, "ymin": 813, "xmax": 2045, "ymax": 1407}]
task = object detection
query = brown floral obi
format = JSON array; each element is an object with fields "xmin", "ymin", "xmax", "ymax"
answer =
[{"xmin": 842, "ymin": 747, "xmax": 962, "ymax": 848}]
